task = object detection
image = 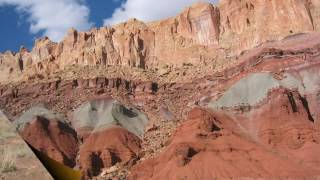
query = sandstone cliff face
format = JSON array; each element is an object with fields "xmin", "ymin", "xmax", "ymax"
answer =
[
  {"xmin": 1, "ymin": 1, "xmax": 320, "ymax": 179},
  {"xmin": 1, "ymin": 0, "xmax": 319, "ymax": 84},
  {"xmin": 1, "ymin": 19, "xmax": 320, "ymax": 179},
  {"xmin": 176, "ymin": 3, "xmax": 220, "ymax": 46},
  {"xmin": 308, "ymin": 0, "xmax": 320, "ymax": 31},
  {"xmin": 219, "ymin": 0, "xmax": 319, "ymax": 54}
]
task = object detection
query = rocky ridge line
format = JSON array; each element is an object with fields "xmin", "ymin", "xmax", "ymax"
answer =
[{"xmin": 0, "ymin": 0, "xmax": 319, "ymax": 84}]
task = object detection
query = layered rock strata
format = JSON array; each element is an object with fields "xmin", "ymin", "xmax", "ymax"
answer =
[
  {"xmin": 0, "ymin": 1, "xmax": 319, "ymax": 84},
  {"xmin": 0, "ymin": 1, "xmax": 320, "ymax": 179}
]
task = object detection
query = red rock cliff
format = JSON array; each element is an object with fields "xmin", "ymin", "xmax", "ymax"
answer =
[{"xmin": 0, "ymin": 0, "xmax": 319, "ymax": 83}]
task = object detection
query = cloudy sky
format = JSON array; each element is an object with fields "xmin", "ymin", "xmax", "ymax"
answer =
[{"xmin": 0, "ymin": 0, "xmax": 218, "ymax": 52}]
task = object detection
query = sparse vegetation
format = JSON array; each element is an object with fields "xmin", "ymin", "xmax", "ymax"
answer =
[
  {"xmin": 0, "ymin": 118, "xmax": 17, "ymax": 144},
  {"xmin": 1, "ymin": 147, "xmax": 17, "ymax": 173}
]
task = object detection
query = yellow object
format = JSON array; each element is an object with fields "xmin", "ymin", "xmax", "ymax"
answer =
[{"xmin": 30, "ymin": 145, "xmax": 82, "ymax": 180}]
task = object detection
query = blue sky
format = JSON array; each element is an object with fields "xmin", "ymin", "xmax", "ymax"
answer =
[
  {"xmin": 0, "ymin": 0, "xmax": 218, "ymax": 52},
  {"xmin": 0, "ymin": 0, "xmax": 122, "ymax": 52}
]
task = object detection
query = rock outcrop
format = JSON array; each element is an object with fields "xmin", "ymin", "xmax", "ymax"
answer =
[
  {"xmin": 0, "ymin": 111, "xmax": 53, "ymax": 180},
  {"xmin": 219, "ymin": 0, "xmax": 319, "ymax": 54},
  {"xmin": 16, "ymin": 107, "xmax": 79, "ymax": 167},
  {"xmin": 1, "ymin": 1, "xmax": 319, "ymax": 84},
  {"xmin": 71, "ymin": 98, "xmax": 149, "ymax": 139},
  {"xmin": 1, "ymin": 0, "xmax": 320, "ymax": 179},
  {"xmin": 70, "ymin": 98, "xmax": 147, "ymax": 177},
  {"xmin": 11, "ymin": 99, "xmax": 148, "ymax": 178},
  {"xmin": 128, "ymin": 32, "xmax": 320, "ymax": 179},
  {"xmin": 79, "ymin": 127, "xmax": 141, "ymax": 178},
  {"xmin": 130, "ymin": 106, "xmax": 320, "ymax": 180}
]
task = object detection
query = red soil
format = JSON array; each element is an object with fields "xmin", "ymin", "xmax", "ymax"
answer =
[
  {"xmin": 79, "ymin": 127, "xmax": 142, "ymax": 178},
  {"xmin": 20, "ymin": 116, "xmax": 79, "ymax": 167},
  {"xmin": 130, "ymin": 96, "xmax": 320, "ymax": 180}
]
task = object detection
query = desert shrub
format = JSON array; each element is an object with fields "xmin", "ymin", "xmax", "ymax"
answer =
[{"xmin": 0, "ymin": 147, "xmax": 17, "ymax": 173}]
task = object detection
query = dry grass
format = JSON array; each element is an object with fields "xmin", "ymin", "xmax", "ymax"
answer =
[
  {"xmin": 0, "ymin": 117, "xmax": 18, "ymax": 173},
  {"xmin": 0, "ymin": 118, "xmax": 16, "ymax": 141},
  {"xmin": 0, "ymin": 147, "xmax": 17, "ymax": 173},
  {"xmin": 14, "ymin": 143, "xmax": 31, "ymax": 158}
]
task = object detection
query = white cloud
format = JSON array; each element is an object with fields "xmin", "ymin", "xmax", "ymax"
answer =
[
  {"xmin": 0, "ymin": 0, "xmax": 93, "ymax": 42},
  {"xmin": 104, "ymin": 0, "xmax": 219, "ymax": 26}
]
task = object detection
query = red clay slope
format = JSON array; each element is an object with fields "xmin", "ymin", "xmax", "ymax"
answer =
[
  {"xmin": 130, "ymin": 101, "xmax": 320, "ymax": 180},
  {"xmin": 79, "ymin": 127, "xmax": 141, "ymax": 178},
  {"xmin": 20, "ymin": 116, "xmax": 79, "ymax": 167}
]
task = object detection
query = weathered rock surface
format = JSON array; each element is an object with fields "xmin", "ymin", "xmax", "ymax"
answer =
[
  {"xmin": 128, "ymin": 32, "xmax": 320, "ymax": 179},
  {"xmin": 17, "ymin": 107, "xmax": 79, "ymax": 167},
  {"xmin": 71, "ymin": 98, "xmax": 149, "ymax": 139},
  {"xmin": 9, "ymin": 99, "xmax": 148, "ymax": 178},
  {"xmin": 1, "ymin": 1, "xmax": 320, "ymax": 179},
  {"xmin": 69, "ymin": 98, "xmax": 148, "ymax": 178},
  {"xmin": 130, "ymin": 107, "xmax": 320, "ymax": 180},
  {"xmin": 1, "ymin": 1, "xmax": 319, "ymax": 84},
  {"xmin": 219, "ymin": 0, "xmax": 319, "ymax": 54},
  {"xmin": 0, "ymin": 111, "xmax": 53, "ymax": 180},
  {"xmin": 79, "ymin": 127, "xmax": 141, "ymax": 178}
]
